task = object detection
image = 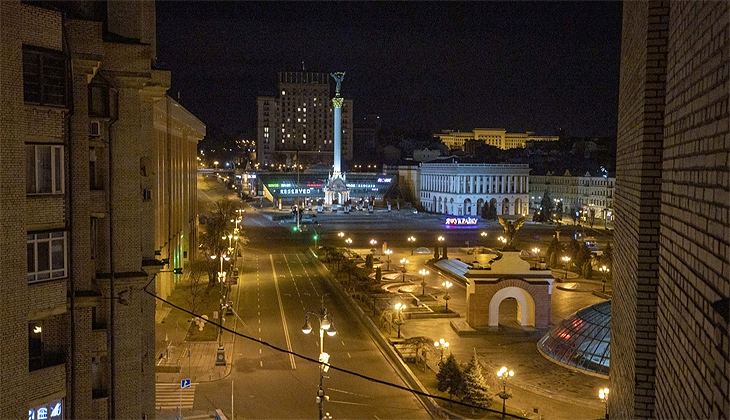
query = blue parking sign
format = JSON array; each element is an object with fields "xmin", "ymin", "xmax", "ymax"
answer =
[{"xmin": 181, "ymin": 379, "xmax": 191, "ymax": 388}]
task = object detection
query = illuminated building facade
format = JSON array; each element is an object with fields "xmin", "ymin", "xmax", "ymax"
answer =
[
  {"xmin": 529, "ymin": 170, "xmax": 615, "ymax": 224},
  {"xmin": 257, "ymin": 72, "xmax": 353, "ymax": 168},
  {"xmin": 419, "ymin": 162, "xmax": 530, "ymax": 216},
  {"xmin": 437, "ymin": 128, "xmax": 558, "ymax": 151}
]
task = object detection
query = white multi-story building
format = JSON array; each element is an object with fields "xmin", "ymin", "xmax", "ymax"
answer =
[
  {"xmin": 419, "ymin": 163, "xmax": 530, "ymax": 216},
  {"xmin": 436, "ymin": 128, "xmax": 558, "ymax": 151},
  {"xmin": 529, "ymin": 170, "xmax": 615, "ymax": 223}
]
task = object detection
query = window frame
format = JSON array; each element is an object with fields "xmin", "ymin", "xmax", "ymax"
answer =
[
  {"xmin": 22, "ymin": 46, "xmax": 68, "ymax": 108},
  {"xmin": 27, "ymin": 231, "xmax": 68, "ymax": 283},
  {"xmin": 26, "ymin": 144, "xmax": 65, "ymax": 195}
]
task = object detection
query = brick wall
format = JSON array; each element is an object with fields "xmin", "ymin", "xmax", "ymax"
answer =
[
  {"xmin": 613, "ymin": 1, "xmax": 729, "ymax": 418},
  {"xmin": 655, "ymin": 1, "xmax": 730, "ymax": 418},
  {"xmin": 612, "ymin": 2, "xmax": 668, "ymax": 418}
]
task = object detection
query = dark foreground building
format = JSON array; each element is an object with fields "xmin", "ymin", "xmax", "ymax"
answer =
[{"xmin": 612, "ymin": 1, "xmax": 729, "ymax": 419}]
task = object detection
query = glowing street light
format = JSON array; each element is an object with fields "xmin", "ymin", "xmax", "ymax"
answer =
[
  {"xmin": 561, "ymin": 256, "xmax": 572, "ymax": 281},
  {"xmin": 418, "ymin": 269, "xmax": 430, "ymax": 296},
  {"xmin": 437, "ymin": 235, "xmax": 445, "ymax": 242},
  {"xmin": 497, "ymin": 366, "xmax": 515, "ymax": 420},
  {"xmin": 214, "ymin": 160, "xmax": 219, "ymax": 171},
  {"xmin": 302, "ymin": 301, "xmax": 337, "ymax": 420},
  {"xmin": 598, "ymin": 387, "xmax": 609, "ymax": 420},
  {"xmin": 384, "ymin": 249, "xmax": 393, "ymax": 270},
  {"xmin": 599, "ymin": 265, "xmax": 610, "ymax": 293},
  {"xmin": 393, "ymin": 302, "xmax": 406, "ymax": 338},
  {"xmin": 345, "ymin": 238, "xmax": 352, "ymax": 245},
  {"xmin": 338, "ymin": 232, "xmax": 345, "ymax": 238},
  {"xmin": 370, "ymin": 239, "xmax": 377, "ymax": 246},
  {"xmin": 434, "ymin": 338, "xmax": 450, "ymax": 363},
  {"xmin": 399, "ymin": 258, "xmax": 409, "ymax": 281},
  {"xmin": 442, "ymin": 281, "xmax": 452, "ymax": 311},
  {"xmin": 532, "ymin": 247, "xmax": 541, "ymax": 268},
  {"xmin": 407, "ymin": 235, "xmax": 416, "ymax": 254}
]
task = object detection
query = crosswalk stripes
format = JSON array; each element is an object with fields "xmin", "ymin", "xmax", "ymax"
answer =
[{"xmin": 156, "ymin": 382, "xmax": 197, "ymax": 411}]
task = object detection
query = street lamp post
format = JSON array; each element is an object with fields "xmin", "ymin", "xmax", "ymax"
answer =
[
  {"xmin": 345, "ymin": 238, "xmax": 352, "ymax": 245},
  {"xmin": 384, "ymin": 249, "xmax": 393, "ymax": 270},
  {"xmin": 442, "ymin": 281, "xmax": 452, "ymax": 311},
  {"xmin": 598, "ymin": 387, "xmax": 609, "ymax": 419},
  {"xmin": 211, "ymin": 254, "xmax": 230, "ymax": 348},
  {"xmin": 561, "ymin": 256, "xmax": 571, "ymax": 281},
  {"xmin": 532, "ymin": 247, "xmax": 541, "ymax": 269},
  {"xmin": 418, "ymin": 269, "xmax": 430, "ymax": 296},
  {"xmin": 407, "ymin": 235, "xmax": 416, "ymax": 254},
  {"xmin": 302, "ymin": 302, "xmax": 337, "ymax": 420},
  {"xmin": 480, "ymin": 231, "xmax": 488, "ymax": 247},
  {"xmin": 394, "ymin": 302, "xmax": 406, "ymax": 338},
  {"xmin": 434, "ymin": 338, "xmax": 449, "ymax": 363},
  {"xmin": 599, "ymin": 265, "xmax": 610, "ymax": 293},
  {"xmin": 497, "ymin": 366, "xmax": 515, "ymax": 420},
  {"xmin": 399, "ymin": 258, "xmax": 409, "ymax": 281}
]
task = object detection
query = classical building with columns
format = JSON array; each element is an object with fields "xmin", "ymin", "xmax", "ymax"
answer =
[
  {"xmin": 419, "ymin": 162, "xmax": 530, "ymax": 216},
  {"xmin": 0, "ymin": 1, "xmax": 203, "ymax": 419}
]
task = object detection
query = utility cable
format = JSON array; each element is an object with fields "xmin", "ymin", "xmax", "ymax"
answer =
[{"xmin": 145, "ymin": 288, "xmax": 527, "ymax": 419}]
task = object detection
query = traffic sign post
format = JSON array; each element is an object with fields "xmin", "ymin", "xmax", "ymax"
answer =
[{"xmin": 180, "ymin": 379, "xmax": 191, "ymax": 418}]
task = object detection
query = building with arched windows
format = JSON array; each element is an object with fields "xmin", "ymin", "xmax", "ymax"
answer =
[{"xmin": 419, "ymin": 162, "xmax": 530, "ymax": 216}]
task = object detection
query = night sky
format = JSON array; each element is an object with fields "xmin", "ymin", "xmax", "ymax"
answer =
[{"xmin": 156, "ymin": 1, "xmax": 622, "ymax": 139}]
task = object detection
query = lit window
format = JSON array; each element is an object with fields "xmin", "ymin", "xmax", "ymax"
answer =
[
  {"xmin": 27, "ymin": 231, "xmax": 67, "ymax": 283},
  {"xmin": 282, "ymin": 90, "xmax": 285, "ymax": 95},
  {"xmin": 303, "ymin": 140, "xmax": 307, "ymax": 144},
  {"xmin": 26, "ymin": 144, "xmax": 64, "ymax": 194}
]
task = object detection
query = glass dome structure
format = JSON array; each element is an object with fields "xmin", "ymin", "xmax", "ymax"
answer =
[{"xmin": 538, "ymin": 300, "xmax": 611, "ymax": 376}]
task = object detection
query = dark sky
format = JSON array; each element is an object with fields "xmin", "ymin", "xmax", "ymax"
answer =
[{"xmin": 156, "ymin": 1, "xmax": 622, "ymax": 139}]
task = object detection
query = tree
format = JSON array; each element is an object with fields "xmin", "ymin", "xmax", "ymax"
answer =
[
  {"xmin": 539, "ymin": 191, "xmax": 554, "ymax": 222},
  {"xmin": 582, "ymin": 261, "xmax": 593, "ymax": 279},
  {"xmin": 436, "ymin": 353, "xmax": 463, "ymax": 400},
  {"xmin": 588, "ymin": 208, "xmax": 596, "ymax": 228},
  {"xmin": 187, "ymin": 260, "xmax": 209, "ymax": 315},
  {"xmin": 555, "ymin": 201, "xmax": 564, "ymax": 223},
  {"xmin": 571, "ymin": 208, "xmax": 579, "ymax": 226},
  {"xmin": 546, "ymin": 236, "xmax": 563, "ymax": 268},
  {"xmin": 365, "ymin": 254, "xmax": 374, "ymax": 270},
  {"xmin": 433, "ymin": 244, "xmax": 440, "ymax": 260},
  {"xmin": 199, "ymin": 199, "xmax": 248, "ymax": 286},
  {"xmin": 442, "ymin": 244, "xmax": 448, "ymax": 259},
  {"xmin": 375, "ymin": 266, "xmax": 382, "ymax": 283},
  {"xmin": 482, "ymin": 201, "xmax": 498, "ymax": 221},
  {"xmin": 461, "ymin": 354, "xmax": 493, "ymax": 409}
]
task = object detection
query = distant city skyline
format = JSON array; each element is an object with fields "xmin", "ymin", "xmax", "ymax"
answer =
[{"xmin": 157, "ymin": 1, "xmax": 622, "ymax": 139}]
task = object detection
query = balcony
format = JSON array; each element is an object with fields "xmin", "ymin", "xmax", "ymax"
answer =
[
  {"xmin": 27, "ymin": 355, "xmax": 66, "ymax": 402},
  {"xmin": 30, "ymin": 351, "xmax": 65, "ymax": 372}
]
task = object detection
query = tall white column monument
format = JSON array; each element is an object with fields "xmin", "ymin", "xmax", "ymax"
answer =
[{"xmin": 324, "ymin": 71, "xmax": 350, "ymax": 207}]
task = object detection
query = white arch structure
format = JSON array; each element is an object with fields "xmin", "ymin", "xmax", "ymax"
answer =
[{"xmin": 488, "ymin": 285, "xmax": 536, "ymax": 328}]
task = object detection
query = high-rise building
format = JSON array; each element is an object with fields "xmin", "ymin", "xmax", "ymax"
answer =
[
  {"xmin": 256, "ymin": 71, "xmax": 353, "ymax": 169},
  {"xmin": 0, "ymin": 1, "xmax": 204, "ymax": 418},
  {"xmin": 611, "ymin": 1, "xmax": 729, "ymax": 419}
]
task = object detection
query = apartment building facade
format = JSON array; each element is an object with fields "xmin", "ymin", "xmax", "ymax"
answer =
[
  {"xmin": 0, "ymin": 1, "xmax": 203, "ymax": 419},
  {"xmin": 257, "ymin": 71, "xmax": 353, "ymax": 169}
]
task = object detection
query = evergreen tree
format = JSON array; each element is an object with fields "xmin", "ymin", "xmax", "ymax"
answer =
[
  {"xmin": 365, "ymin": 254, "xmax": 374, "ymax": 270},
  {"xmin": 442, "ymin": 244, "xmax": 448, "ymax": 259},
  {"xmin": 546, "ymin": 236, "xmax": 562, "ymax": 268},
  {"xmin": 555, "ymin": 200, "xmax": 564, "ymax": 223},
  {"xmin": 461, "ymin": 354, "xmax": 493, "ymax": 409},
  {"xmin": 375, "ymin": 266, "xmax": 382, "ymax": 283},
  {"xmin": 539, "ymin": 191, "xmax": 553, "ymax": 222},
  {"xmin": 433, "ymin": 245, "xmax": 440, "ymax": 260},
  {"xmin": 436, "ymin": 353, "xmax": 463, "ymax": 400},
  {"xmin": 486, "ymin": 201, "xmax": 498, "ymax": 221},
  {"xmin": 582, "ymin": 261, "xmax": 593, "ymax": 279}
]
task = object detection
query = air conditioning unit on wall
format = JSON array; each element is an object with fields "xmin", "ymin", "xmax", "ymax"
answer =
[{"xmin": 90, "ymin": 121, "xmax": 101, "ymax": 137}]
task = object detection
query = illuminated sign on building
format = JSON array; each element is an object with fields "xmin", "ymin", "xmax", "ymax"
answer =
[
  {"xmin": 445, "ymin": 217, "xmax": 479, "ymax": 226},
  {"xmin": 29, "ymin": 399, "xmax": 62, "ymax": 420},
  {"xmin": 280, "ymin": 188, "xmax": 312, "ymax": 195},
  {"xmin": 377, "ymin": 177, "xmax": 392, "ymax": 183}
]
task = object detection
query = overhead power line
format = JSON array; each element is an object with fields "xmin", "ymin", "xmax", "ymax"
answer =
[{"xmin": 145, "ymin": 288, "xmax": 527, "ymax": 419}]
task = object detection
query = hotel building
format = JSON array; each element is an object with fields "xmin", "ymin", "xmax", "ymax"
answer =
[
  {"xmin": 257, "ymin": 71, "xmax": 353, "ymax": 168},
  {"xmin": 0, "ymin": 1, "xmax": 203, "ymax": 418},
  {"xmin": 529, "ymin": 170, "xmax": 615, "ymax": 224}
]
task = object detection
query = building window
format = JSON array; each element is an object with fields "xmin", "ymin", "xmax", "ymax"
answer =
[
  {"xmin": 89, "ymin": 147, "xmax": 102, "ymax": 190},
  {"xmin": 88, "ymin": 84, "xmax": 109, "ymax": 117},
  {"xmin": 27, "ymin": 231, "xmax": 67, "ymax": 283},
  {"xmin": 26, "ymin": 144, "xmax": 64, "ymax": 194},
  {"xmin": 23, "ymin": 47, "xmax": 67, "ymax": 107}
]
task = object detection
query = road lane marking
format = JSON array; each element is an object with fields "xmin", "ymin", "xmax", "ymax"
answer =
[
  {"xmin": 270, "ymin": 254, "xmax": 297, "ymax": 370},
  {"xmin": 347, "ymin": 352, "xmax": 351, "ymax": 358}
]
